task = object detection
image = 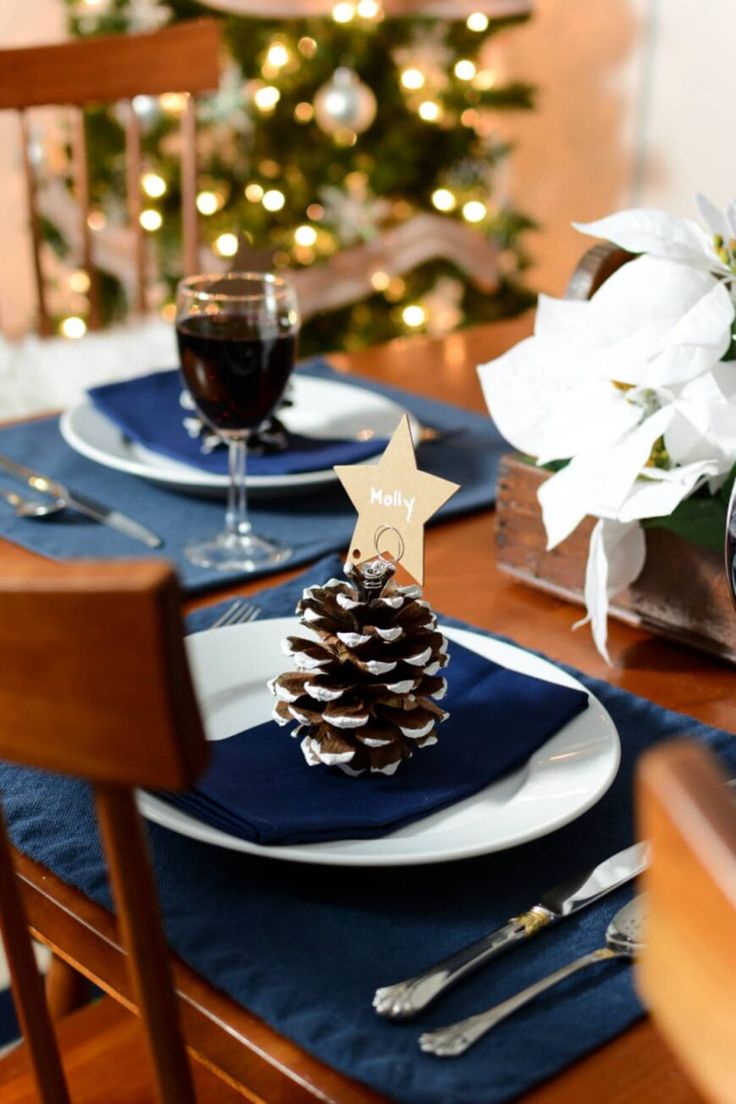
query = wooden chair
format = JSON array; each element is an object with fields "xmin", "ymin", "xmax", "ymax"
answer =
[
  {"xmin": 0, "ymin": 561, "xmax": 242, "ymax": 1103},
  {"xmin": 0, "ymin": 19, "xmax": 221, "ymax": 335},
  {"xmin": 636, "ymin": 740, "xmax": 736, "ymax": 1104}
]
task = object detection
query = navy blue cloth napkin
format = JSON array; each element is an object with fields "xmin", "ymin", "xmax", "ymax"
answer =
[
  {"xmin": 88, "ymin": 368, "xmax": 387, "ymax": 475},
  {"xmin": 6, "ymin": 553, "xmax": 735, "ymax": 1104},
  {"xmin": 157, "ymin": 639, "xmax": 588, "ymax": 845},
  {"xmin": 0, "ymin": 361, "xmax": 506, "ymax": 596}
]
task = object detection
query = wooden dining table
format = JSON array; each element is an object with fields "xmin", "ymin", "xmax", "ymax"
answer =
[{"xmin": 1, "ymin": 313, "xmax": 712, "ymax": 1103}]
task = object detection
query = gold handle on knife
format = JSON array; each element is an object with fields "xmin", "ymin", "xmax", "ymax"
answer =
[{"xmin": 372, "ymin": 906, "xmax": 556, "ymax": 1021}]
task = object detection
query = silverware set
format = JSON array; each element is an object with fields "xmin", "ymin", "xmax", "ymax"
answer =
[
  {"xmin": 419, "ymin": 896, "xmax": 646, "ymax": 1056},
  {"xmin": 373, "ymin": 842, "xmax": 649, "ymax": 1056},
  {"xmin": 0, "ymin": 453, "xmax": 162, "ymax": 549}
]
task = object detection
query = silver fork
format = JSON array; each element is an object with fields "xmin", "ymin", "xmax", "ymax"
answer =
[{"xmin": 210, "ymin": 600, "xmax": 260, "ymax": 629}]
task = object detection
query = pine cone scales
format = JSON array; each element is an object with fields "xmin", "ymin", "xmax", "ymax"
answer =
[{"xmin": 269, "ymin": 560, "xmax": 450, "ymax": 775}]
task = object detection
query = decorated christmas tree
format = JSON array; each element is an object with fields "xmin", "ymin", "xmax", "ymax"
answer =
[{"xmin": 56, "ymin": 0, "xmax": 535, "ymax": 353}]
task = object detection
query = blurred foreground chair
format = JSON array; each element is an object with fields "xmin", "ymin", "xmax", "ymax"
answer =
[
  {"xmin": 0, "ymin": 19, "xmax": 221, "ymax": 336},
  {"xmin": 0, "ymin": 561, "xmax": 243, "ymax": 1103},
  {"xmin": 637, "ymin": 740, "xmax": 736, "ymax": 1104}
]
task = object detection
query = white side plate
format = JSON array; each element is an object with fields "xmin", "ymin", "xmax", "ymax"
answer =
[
  {"xmin": 60, "ymin": 374, "xmax": 417, "ymax": 497},
  {"xmin": 138, "ymin": 618, "xmax": 620, "ymax": 867}
]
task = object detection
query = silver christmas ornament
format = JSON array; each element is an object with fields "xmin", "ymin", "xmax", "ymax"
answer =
[{"xmin": 313, "ymin": 67, "xmax": 377, "ymax": 136}]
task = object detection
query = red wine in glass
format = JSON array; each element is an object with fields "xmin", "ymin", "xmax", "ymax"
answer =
[
  {"xmin": 175, "ymin": 271, "xmax": 300, "ymax": 572},
  {"xmin": 176, "ymin": 313, "xmax": 296, "ymax": 434}
]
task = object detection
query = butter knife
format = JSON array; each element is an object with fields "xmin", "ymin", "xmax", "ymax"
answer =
[
  {"xmin": 0, "ymin": 454, "xmax": 162, "ymax": 549},
  {"xmin": 372, "ymin": 841, "xmax": 649, "ymax": 1020}
]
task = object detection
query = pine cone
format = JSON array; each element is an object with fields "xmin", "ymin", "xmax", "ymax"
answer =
[{"xmin": 269, "ymin": 558, "xmax": 450, "ymax": 775}]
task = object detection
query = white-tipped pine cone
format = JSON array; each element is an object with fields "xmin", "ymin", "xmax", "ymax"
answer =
[{"xmin": 268, "ymin": 558, "xmax": 450, "ymax": 775}]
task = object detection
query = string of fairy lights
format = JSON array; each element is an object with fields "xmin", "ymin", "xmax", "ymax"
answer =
[{"xmin": 56, "ymin": 0, "xmax": 514, "ymax": 340}]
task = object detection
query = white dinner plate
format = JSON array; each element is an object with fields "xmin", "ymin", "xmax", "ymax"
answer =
[
  {"xmin": 60, "ymin": 374, "xmax": 417, "ymax": 497},
  {"xmin": 138, "ymin": 618, "xmax": 620, "ymax": 866}
]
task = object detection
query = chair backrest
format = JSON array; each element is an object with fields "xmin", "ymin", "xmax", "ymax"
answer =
[
  {"xmin": 0, "ymin": 19, "xmax": 221, "ymax": 335},
  {"xmin": 0, "ymin": 561, "xmax": 208, "ymax": 1104},
  {"xmin": 636, "ymin": 740, "xmax": 736, "ymax": 1104}
]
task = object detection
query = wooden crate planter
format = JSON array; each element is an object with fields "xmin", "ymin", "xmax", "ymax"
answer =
[{"xmin": 496, "ymin": 454, "xmax": 736, "ymax": 663}]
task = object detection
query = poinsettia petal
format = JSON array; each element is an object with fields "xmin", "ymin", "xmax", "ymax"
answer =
[
  {"xmin": 726, "ymin": 200, "xmax": 736, "ymax": 240},
  {"xmin": 665, "ymin": 398, "xmax": 736, "ymax": 469},
  {"xmin": 696, "ymin": 193, "xmax": 728, "ymax": 240},
  {"xmin": 574, "ymin": 520, "xmax": 645, "ymax": 664},
  {"xmin": 534, "ymin": 292, "xmax": 592, "ymax": 349},
  {"xmin": 538, "ymin": 405, "xmax": 673, "ymax": 547},
  {"xmin": 477, "ymin": 337, "xmax": 563, "ymax": 456},
  {"xmin": 573, "ymin": 208, "xmax": 717, "ymax": 269},
  {"xmin": 617, "ymin": 460, "xmax": 720, "ymax": 521},
  {"xmin": 679, "ymin": 364, "xmax": 736, "ymax": 405},
  {"xmin": 536, "ymin": 462, "xmax": 590, "ymax": 549},
  {"xmin": 535, "ymin": 378, "xmax": 641, "ymax": 465},
  {"xmin": 582, "ymin": 258, "xmax": 733, "ymax": 386},
  {"xmin": 644, "ymin": 279, "xmax": 734, "ymax": 384}
]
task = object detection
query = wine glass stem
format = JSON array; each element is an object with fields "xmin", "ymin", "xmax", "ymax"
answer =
[{"xmin": 225, "ymin": 437, "xmax": 252, "ymax": 540}]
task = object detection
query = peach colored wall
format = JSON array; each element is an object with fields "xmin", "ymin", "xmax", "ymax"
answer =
[
  {"xmin": 0, "ymin": 0, "xmax": 66, "ymax": 336},
  {"xmin": 500, "ymin": 0, "xmax": 643, "ymax": 294},
  {"xmin": 503, "ymin": 0, "xmax": 736, "ymax": 295}
]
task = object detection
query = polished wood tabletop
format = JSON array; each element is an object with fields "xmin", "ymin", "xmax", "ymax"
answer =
[{"xmin": 2, "ymin": 314, "xmax": 711, "ymax": 1103}]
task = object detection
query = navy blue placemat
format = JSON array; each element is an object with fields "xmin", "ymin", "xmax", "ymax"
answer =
[
  {"xmin": 0, "ymin": 361, "xmax": 504, "ymax": 596},
  {"xmin": 4, "ymin": 553, "xmax": 735, "ymax": 1104}
]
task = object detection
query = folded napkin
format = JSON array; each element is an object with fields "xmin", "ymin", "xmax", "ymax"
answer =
[
  {"xmin": 88, "ymin": 368, "xmax": 388, "ymax": 475},
  {"xmin": 157, "ymin": 639, "xmax": 589, "ymax": 845}
]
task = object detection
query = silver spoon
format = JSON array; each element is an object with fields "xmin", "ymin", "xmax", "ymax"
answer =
[
  {"xmin": 419, "ymin": 895, "xmax": 646, "ymax": 1057},
  {"xmin": 0, "ymin": 488, "xmax": 66, "ymax": 518}
]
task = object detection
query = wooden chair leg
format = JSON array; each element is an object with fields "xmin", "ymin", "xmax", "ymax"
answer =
[{"xmin": 46, "ymin": 956, "xmax": 90, "ymax": 1021}]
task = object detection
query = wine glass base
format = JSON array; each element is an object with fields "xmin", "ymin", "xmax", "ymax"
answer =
[{"xmin": 184, "ymin": 531, "xmax": 291, "ymax": 573}]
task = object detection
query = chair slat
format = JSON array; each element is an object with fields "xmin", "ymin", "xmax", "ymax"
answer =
[
  {"xmin": 0, "ymin": 21, "xmax": 221, "ymax": 109},
  {"xmin": 0, "ymin": 806, "xmax": 70, "ymax": 1104},
  {"xmin": 124, "ymin": 103, "xmax": 147, "ymax": 315},
  {"xmin": 71, "ymin": 110, "xmax": 101, "ymax": 331},
  {"xmin": 180, "ymin": 95, "xmax": 199, "ymax": 276},
  {"xmin": 94, "ymin": 784, "xmax": 196, "ymax": 1104},
  {"xmin": 18, "ymin": 111, "xmax": 52, "ymax": 337}
]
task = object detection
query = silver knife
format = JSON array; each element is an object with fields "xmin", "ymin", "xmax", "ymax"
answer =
[
  {"xmin": 372, "ymin": 841, "xmax": 649, "ymax": 1020},
  {"xmin": 0, "ymin": 454, "xmax": 162, "ymax": 549}
]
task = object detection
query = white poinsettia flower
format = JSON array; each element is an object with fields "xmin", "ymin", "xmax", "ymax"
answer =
[
  {"xmin": 478, "ymin": 195, "xmax": 736, "ymax": 662},
  {"xmin": 479, "ymin": 256, "xmax": 734, "ymax": 476}
]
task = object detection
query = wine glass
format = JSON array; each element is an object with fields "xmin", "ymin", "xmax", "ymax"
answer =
[
  {"xmin": 726, "ymin": 476, "xmax": 736, "ymax": 605},
  {"xmin": 175, "ymin": 272, "xmax": 300, "ymax": 571}
]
